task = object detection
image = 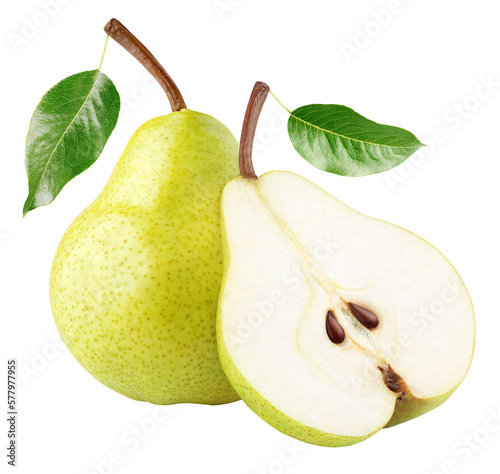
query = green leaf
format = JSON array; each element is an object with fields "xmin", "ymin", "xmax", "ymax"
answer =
[
  {"xmin": 287, "ymin": 104, "xmax": 423, "ymax": 177},
  {"xmin": 23, "ymin": 70, "xmax": 120, "ymax": 216}
]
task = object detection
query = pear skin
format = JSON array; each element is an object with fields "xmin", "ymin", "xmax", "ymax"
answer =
[{"xmin": 51, "ymin": 109, "xmax": 240, "ymax": 404}]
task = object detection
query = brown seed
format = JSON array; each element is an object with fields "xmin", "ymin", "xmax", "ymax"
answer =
[
  {"xmin": 348, "ymin": 303, "xmax": 379, "ymax": 329},
  {"xmin": 326, "ymin": 310, "xmax": 345, "ymax": 344}
]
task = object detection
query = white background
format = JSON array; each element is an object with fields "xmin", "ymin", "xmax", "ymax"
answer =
[{"xmin": 1, "ymin": 0, "xmax": 500, "ymax": 473}]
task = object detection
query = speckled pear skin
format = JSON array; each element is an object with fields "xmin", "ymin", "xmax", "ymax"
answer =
[{"xmin": 50, "ymin": 109, "xmax": 240, "ymax": 405}]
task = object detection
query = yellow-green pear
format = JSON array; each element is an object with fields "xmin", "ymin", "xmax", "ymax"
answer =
[
  {"xmin": 217, "ymin": 82, "xmax": 475, "ymax": 446},
  {"xmin": 50, "ymin": 19, "xmax": 239, "ymax": 405}
]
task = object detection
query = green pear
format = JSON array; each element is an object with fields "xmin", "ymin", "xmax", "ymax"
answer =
[
  {"xmin": 50, "ymin": 19, "xmax": 239, "ymax": 405},
  {"xmin": 217, "ymin": 82, "xmax": 475, "ymax": 446}
]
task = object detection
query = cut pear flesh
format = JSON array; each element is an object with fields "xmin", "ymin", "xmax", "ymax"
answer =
[{"xmin": 217, "ymin": 171, "xmax": 475, "ymax": 446}]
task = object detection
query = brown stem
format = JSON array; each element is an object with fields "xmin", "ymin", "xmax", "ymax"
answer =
[
  {"xmin": 239, "ymin": 81, "xmax": 270, "ymax": 179},
  {"xmin": 104, "ymin": 19, "xmax": 186, "ymax": 112}
]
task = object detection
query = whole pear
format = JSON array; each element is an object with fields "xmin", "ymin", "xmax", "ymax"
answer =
[{"xmin": 50, "ymin": 20, "xmax": 240, "ymax": 404}]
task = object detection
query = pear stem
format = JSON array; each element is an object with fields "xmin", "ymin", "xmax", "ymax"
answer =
[
  {"xmin": 239, "ymin": 81, "xmax": 270, "ymax": 179},
  {"xmin": 104, "ymin": 19, "xmax": 186, "ymax": 112}
]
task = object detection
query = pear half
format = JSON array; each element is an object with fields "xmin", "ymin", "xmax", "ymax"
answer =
[{"xmin": 216, "ymin": 83, "xmax": 475, "ymax": 447}]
